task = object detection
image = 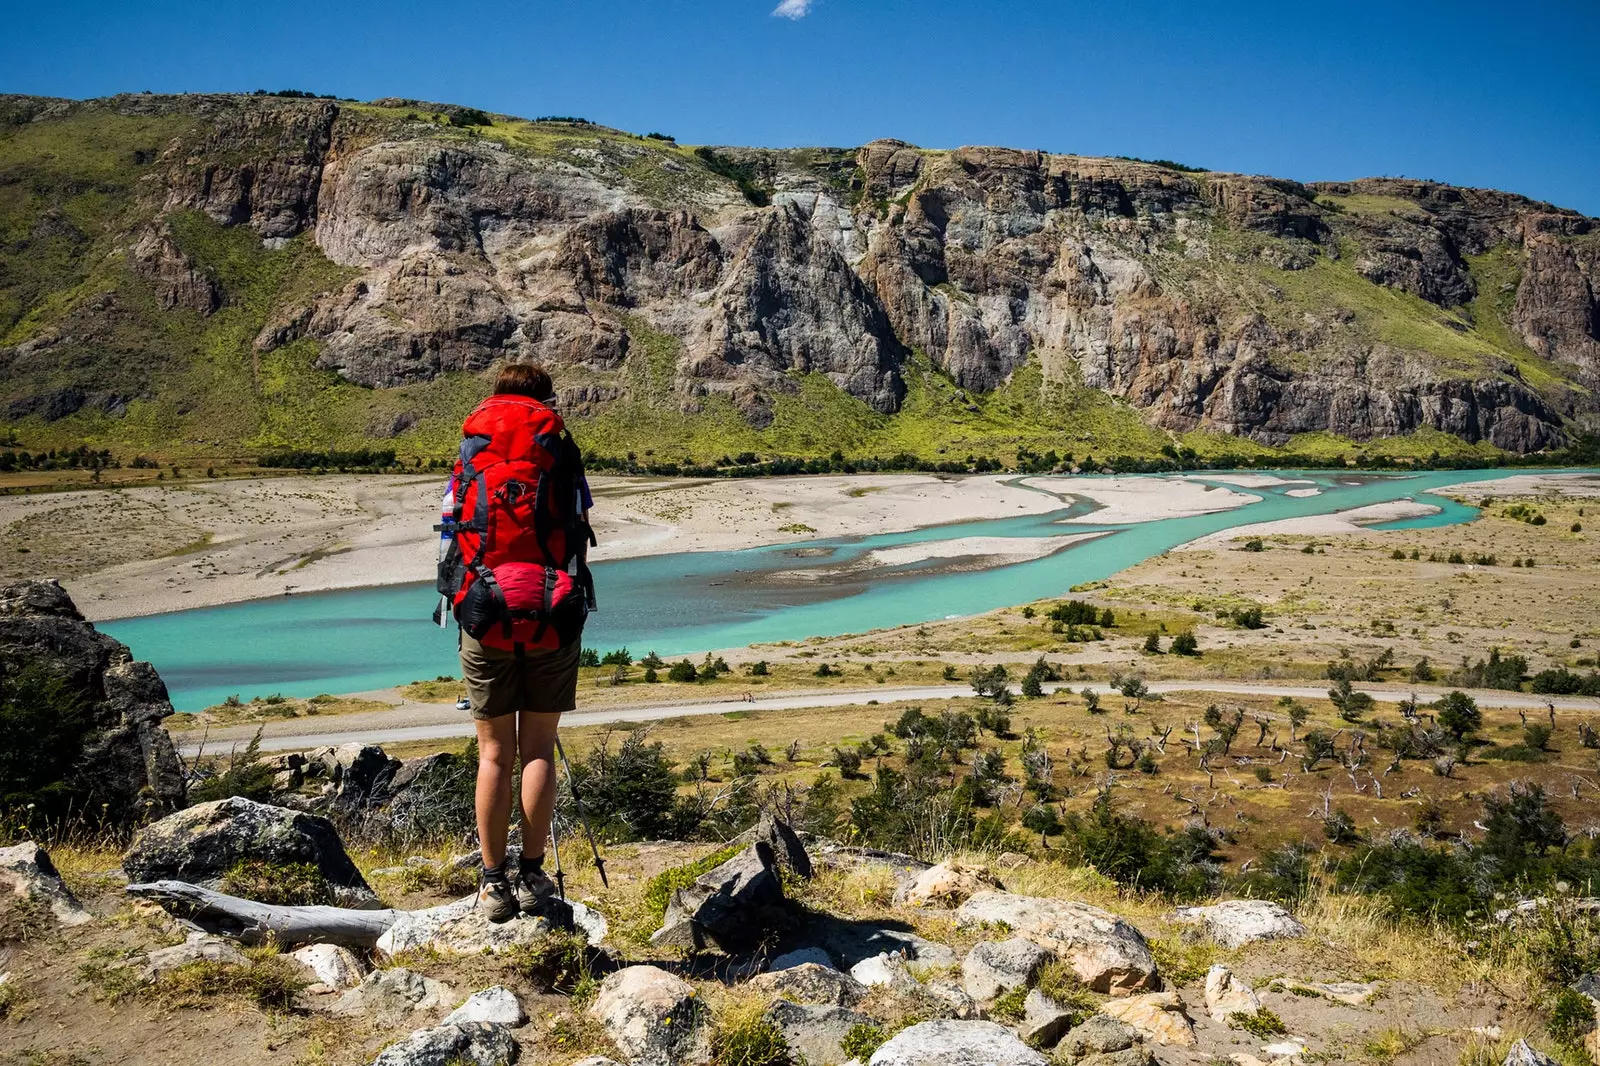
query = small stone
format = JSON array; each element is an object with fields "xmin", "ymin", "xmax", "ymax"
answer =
[
  {"xmin": 896, "ymin": 860, "xmax": 1002, "ymax": 908},
  {"xmin": 867, "ymin": 1019, "xmax": 1047, "ymax": 1065},
  {"xmin": 768, "ymin": 947, "xmax": 835, "ymax": 971},
  {"xmin": 588, "ymin": 965, "xmax": 704, "ymax": 1066},
  {"xmin": 1057, "ymin": 1014, "xmax": 1137, "ymax": 1057},
  {"xmin": 849, "ymin": 952, "xmax": 917, "ymax": 990},
  {"xmin": 369, "ymin": 1021, "xmax": 517, "ymax": 1066},
  {"xmin": 962, "ymin": 938, "xmax": 1049, "ymax": 1001},
  {"xmin": 749, "ymin": 962, "xmax": 867, "ymax": 1006},
  {"xmin": 291, "ymin": 943, "xmax": 365, "ymax": 989},
  {"xmin": 1502, "ymin": 1040, "xmax": 1559, "ymax": 1066},
  {"xmin": 140, "ymin": 931, "xmax": 248, "ymax": 978},
  {"xmin": 1097, "ymin": 991, "xmax": 1197, "ymax": 1047},
  {"xmin": 1170, "ymin": 900, "xmax": 1306, "ymax": 949},
  {"xmin": 1204, "ymin": 964, "xmax": 1260, "ymax": 1023},
  {"xmin": 0, "ymin": 842, "xmax": 92, "ymax": 926},
  {"xmin": 1019, "ymin": 988, "xmax": 1073, "ymax": 1048},
  {"xmin": 445, "ymin": 986, "xmax": 527, "ymax": 1027},
  {"xmin": 766, "ymin": 999, "xmax": 874, "ymax": 1065},
  {"xmin": 1263, "ymin": 1037, "xmax": 1310, "ymax": 1057},
  {"xmin": 331, "ymin": 967, "xmax": 456, "ymax": 1024}
]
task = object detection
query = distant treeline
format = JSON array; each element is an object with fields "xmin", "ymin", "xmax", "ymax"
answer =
[
  {"xmin": 257, "ymin": 448, "xmax": 397, "ymax": 470},
  {"xmin": 0, "ymin": 444, "xmax": 116, "ymax": 472}
]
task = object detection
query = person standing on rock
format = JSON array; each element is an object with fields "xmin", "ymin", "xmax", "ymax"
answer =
[{"xmin": 435, "ymin": 362, "xmax": 596, "ymax": 922}]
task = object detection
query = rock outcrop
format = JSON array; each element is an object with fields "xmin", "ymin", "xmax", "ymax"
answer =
[
  {"xmin": 122, "ymin": 796, "xmax": 376, "ymax": 906},
  {"xmin": 2, "ymin": 94, "xmax": 1596, "ymax": 455},
  {"xmin": 955, "ymin": 891, "xmax": 1158, "ymax": 994},
  {"xmin": 0, "ymin": 580, "xmax": 184, "ymax": 824},
  {"xmin": 1171, "ymin": 899, "xmax": 1307, "ymax": 948}
]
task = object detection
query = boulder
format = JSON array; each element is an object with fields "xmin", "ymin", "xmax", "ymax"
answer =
[
  {"xmin": 1057, "ymin": 1015, "xmax": 1139, "ymax": 1059},
  {"xmin": 0, "ymin": 842, "xmax": 91, "ymax": 926},
  {"xmin": 1096, "ymin": 992, "xmax": 1196, "ymax": 1047},
  {"xmin": 749, "ymin": 962, "xmax": 867, "ymax": 1007},
  {"xmin": 651, "ymin": 841, "xmax": 785, "ymax": 952},
  {"xmin": 376, "ymin": 895, "xmax": 554, "ymax": 955},
  {"xmin": 748, "ymin": 811, "xmax": 813, "ymax": 879},
  {"xmin": 766, "ymin": 999, "xmax": 874, "ymax": 1065},
  {"xmin": 290, "ymin": 943, "xmax": 365, "ymax": 989},
  {"xmin": 331, "ymin": 967, "xmax": 457, "ymax": 1024},
  {"xmin": 122, "ymin": 796, "xmax": 375, "ymax": 906},
  {"xmin": 370, "ymin": 1021, "xmax": 517, "ymax": 1066},
  {"xmin": 962, "ymin": 937, "xmax": 1049, "ymax": 1001},
  {"xmin": 1503, "ymin": 1040, "xmax": 1559, "ymax": 1066},
  {"xmin": 140, "ymin": 931, "xmax": 249, "ymax": 978},
  {"xmin": 896, "ymin": 860, "xmax": 1002, "ymax": 908},
  {"xmin": 849, "ymin": 952, "xmax": 919, "ymax": 991},
  {"xmin": 0, "ymin": 581, "xmax": 184, "ymax": 824},
  {"xmin": 589, "ymin": 965, "xmax": 705, "ymax": 1066},
  {"xmin": 1204, "ymin": 964, "xmax": 1260, "ymax": 1022},
  {"xmin": 1019, "ymin": 988, "xmax": 1074, "ymax": 1049},
  {"xmin": 954, "ymin": 892, "xmax": 1157, "ymax": 994},
  {"xmin": 1170, "ymin": 900, "xmax": 1306, "ymax": 949},
  {"xmin": 767, "ymin": 946, "xmax": 835, "ymax": 971},
  {"xmin": 445, "ymin": 986, "xmax": 527, "ymax": 1027},
  {"xmin": 867, "ymin": 1019, "xmax": 1047, "ymax": 1065}
]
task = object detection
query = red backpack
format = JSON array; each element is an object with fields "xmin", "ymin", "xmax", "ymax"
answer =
[{"xmin": 434, "ymin": 394, "xmax": 595, "ymax": 652}]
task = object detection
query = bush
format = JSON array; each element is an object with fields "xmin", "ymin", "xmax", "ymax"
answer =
[
  {"xmin": 578, "ymin": 648, "xmax": 601, "ymax": 668},
  {"xmin": 668, "ymin": 659, "xmax": 698, "ymax": 682},
  {"xmin": 0, "ymin": 663, "xmax": 93, "ymax": 831},
  {"xmin": 1171, "ymin": 632, "xmax": 1199, "ymax": 655},
  {"xmin": 1435, "ymin": 691, "xmax": 1482, "ymax": 739},
  {"xmin": 189, "ymin": 729, "xmax": 277, "ymax": 804},
  {"xmin": 840, "ymin": 1023, "xmax": 886, "ymax": 1060},
  {"xmin": 600, "ymin": 647, "xmax": 632, "ymax": 666},
  {"xmin": 1056, "ymin": 788, "xmax": 1219, "ymax": 899},
  {"xmin": 1229, "ymin": 1008, "xmax": 1288, "ymax": 1037},
  {"xmin": 748, "ymin": 661, "xmax": 769, "ymax": 677},
  {"xmin": 571, "ymin": 728, "xmax": 691, "ymax": 841}
]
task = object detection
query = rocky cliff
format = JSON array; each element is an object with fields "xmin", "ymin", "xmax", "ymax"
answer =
[{"xmin": 1, "ymin": 92, "xmax": 1595, "ymax": 457}]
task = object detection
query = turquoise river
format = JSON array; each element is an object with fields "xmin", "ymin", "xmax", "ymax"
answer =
[{"xmin": 102, "ymin": 469, "xmax": 1554, "ymax": 711}]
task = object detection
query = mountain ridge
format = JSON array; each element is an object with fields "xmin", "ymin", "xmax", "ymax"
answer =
[{"xmin": 1, "ymin": 91, "xmax": 1596, "ymax": 464}]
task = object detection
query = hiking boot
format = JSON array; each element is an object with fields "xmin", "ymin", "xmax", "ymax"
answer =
[
  {"xmin": 477, "ymin": 870, "xmax": 519, "ymax": 924},
  {"xmin": 514, "ymin": 862, "xmax": 557, "ymax": 914}
]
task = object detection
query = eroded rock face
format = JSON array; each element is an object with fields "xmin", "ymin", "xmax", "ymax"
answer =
[
  {"xmin": 748, "ymin": 961, "xmax": 866, "ymax": 1007},
  {"xmin": 955, "ymin": 892, "xmax": 1157, "ymax": 994},
  {"xmin": 0, "ymin": 580, "xmax": 184, "ymax": 824},
  {"xmin": 650, "ymin": 840, "xmax": 786, "ymax": 953},
  {"xmin": 766, "ymin": 999, "xmax": 875, "ymax": 1066},
  {"xmin": 122, "ymin": 796, "xmax": 375, "ymax": 906}
]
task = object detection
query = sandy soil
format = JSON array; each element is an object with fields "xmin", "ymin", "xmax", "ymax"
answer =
[{"xmin": 0, "ymin": 473, "xmax": 1252, "ymax": 620}]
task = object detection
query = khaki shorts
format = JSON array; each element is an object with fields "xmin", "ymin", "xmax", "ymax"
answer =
[{"xmin": 459, "ymin": 632, "xmax": 580, "ymax": 720}]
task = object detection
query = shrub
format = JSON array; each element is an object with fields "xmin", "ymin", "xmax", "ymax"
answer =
[
  {"xmin": 668, "ymin": 659, "xmax": 698, "ymax": 682},
  {"xmin": 831, "ymin": 748, "xmax": 863, "ymax": 778},
  {"xmin": 578, "ymin": 648, "xmax": 601, "ymax": 668},
  {"xmin": 1229, "ymin": 1008, "xmax": 1288, "ymax": 1037},
  {"xmin": 1142, "ymin": 632, "xmax": 1162, "ymax": 655},
  {"xmin": 1057, "ymin": 788, "xmax": 1219, "ymax": 899},
  {"xmin": 1171, "ymin": 632, "xmax": 1199, "ymax": 655},
  {"xmin": 840, "ymin": 1023, "xmax": 886, "ymax": 1060},
  {"xmin": 600, "ymin": 647, "xmax": 632, "ymax": 666},
  {"xmin": 571, "ymin": 728, "xmax": 690, "ymax": 841},
  {"xmin": 1435, "ymin": 691, "xmax": 1482, "ymax": 739},
  {"xmin": 748, "ymin": 661, "xmax": 769, "ymax": 677},
  {"xmin": 815, "ymin": 663, "xmax": 835, "ymax": 678},
  {"xmin": 189, "ymin": 729, "xmax": 277, "ymax": 804},
  {"xmin": 0, "ymin": 664, "xmax": 94, "ymax": 830}
]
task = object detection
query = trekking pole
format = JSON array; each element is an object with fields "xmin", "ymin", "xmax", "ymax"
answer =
[
  {"xmin": 554, "ymin": 734, "xmax": 608, "ymax": 888},
  {"xmin": 547, "ymin": 804, "xmax": 567, "ymax": 901}
]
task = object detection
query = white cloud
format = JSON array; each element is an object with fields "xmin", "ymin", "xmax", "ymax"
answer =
[{"xmin": 772, "ymin": 0, "xmax": 813, "ymax": 19}]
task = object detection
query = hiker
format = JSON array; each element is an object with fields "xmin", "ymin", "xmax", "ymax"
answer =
[{"xmin": 434, "ymin": 362, "xmax": 596, "ymax": 922}]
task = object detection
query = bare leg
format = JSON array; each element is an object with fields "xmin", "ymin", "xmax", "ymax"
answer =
[
  {"xmin": 517, "ymin": 711, "xmax": 562, "ymax": 861},
  {"xmin": 475, "ymin": 714, "xmax": 518, "ymax": 870}
]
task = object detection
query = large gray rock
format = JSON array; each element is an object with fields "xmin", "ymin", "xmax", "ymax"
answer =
[
  {"xmin": 749, "ymin": 961, "xmax": 866, "ymax": 1007},
  {"xmin": 445, "ymin": 986, "xmax": 527, "ymax": 1027},
  {"xmin": 0, "ymin": 580, "xmax": 184, "ymax": 824},
  {"xmin": 1057, "ymin": 1014, "xmax": 1139, "ymax": 1058},
  {"xmin": 746, "ymin": 811, "xmax": 813, "ymax": 879},
  {"xmin": 331, "ymin": 967, "xmax": 457, "ymax": 1024},
  {"xmin": 370, "ymin": 1021, "xmax": 517, "ymax": 1066},
  {"xmin": 140, "ymin": 931, "xmax": 249, "ymax": 978},
  {"xmin": 867, "ymin": 1020, "xmax": 1047, "ymax": 1065},
  {"xmin": 962, "ymin": 937, "xmax": 1049, "ymax": 1001},
  {"xmin": 766, "ymin": 999, "xmax": 874, "ymax": 1066},
  {"xmin": 651, "ymin": 841, "xmax": 785, "ymax": 952},
  {"xmin": 588, "ymin": 965, "xmax": 705, "ymax": 1066},
  {"xmin": 376, "ymin": 893, "xmax": 607, "ymax": 955},
  {"xmin": 1503, "ymin": 1040, "xmax": 1560, "ymax": 1066},
  {"xmin": 955, "ymin": 892, "xmax": 1156, "ymax": 994},
  {"xmin": 0, "ymin": 842, "xmax": 91, "ymax": 925},
  {"xmin": 122, "ymin": 796, "xmax": 376, "ymax": 907},
  {"xmin": 1170, "ymin": 900, "xmax": 1306, "ymax": 949}
]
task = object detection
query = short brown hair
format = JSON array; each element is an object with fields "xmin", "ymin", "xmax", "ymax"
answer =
[{"xmin": 493, "ymin": 362, "xmax": 554, "ymax": 400}]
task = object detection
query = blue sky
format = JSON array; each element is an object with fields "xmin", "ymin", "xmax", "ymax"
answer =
[{"xmin": 5, "ymin": 0, "xmax": 1597, "ymax": 214}]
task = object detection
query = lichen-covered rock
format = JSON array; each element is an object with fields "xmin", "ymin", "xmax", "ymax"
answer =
[
  {"xmin": 1057, "ymin": 1014, "xmax": 1140, "ymax": 1058},
  {"xmin": 867, "ymin": 1019, "xmax": 1047, "ymax": 1066},
  {"xmin": 331, "ymin": 967, "xmax": 457, "ymax": 1024},
  {"xmin": 122, "ymin": 796, "xmax": 375, "ymax": 907},
  {"xmin": 895, "ymin": 860, "xmax": 1002, "ymax": 908},
  {"xmin": 1204, "ymin": 964, "xmax": 1260, "ymax": 1022},
  {"xmin": 766, "ymin": 1000, "xmax": 875, "ymax": 1066},
  {"xmin": 444, "ymin": 986, "xmax": 527, "ymax": 1027},
  {"xmin": 375, "ymin": 895, "xmax": 554, "ymax": 955},
  {"xmin": 588, "ymin": 965, "xmax": 705, "ymax": 1066},
  {"xmin": 0, "ymin": 580, "xmax": 183, "ymax": 824},
  {"xmin": 955, "ymin": 892, "xmax": 1157, "ymax": 994},
  {"xmin": 651, "ymin": 841, "xmax": 785, "ymax": 952},
  {"xmin": 369, "ymin": 1021, "xmax": 517, "ymax": 1066},
  {"xmin": 1096, "ymin": 992, "xmax": 1196, "ymax": 1047},
  {"xmin": 749, "ymin": 961, "xmax": 866, "ymax": 1007},
  {"xmin": 0, "ymin": 843, "xmax": 91, "ymax": 926},
  {"xmin": 962, "ymin": 937, "xmax": 1049, "ymax": 1001},
  {"xmin": 1171, "ymin": 900, "xmax": 1306, "ymax": 949},
  {"xmin": 1018, "ymin": 988, "xmax": 1074, "ymax": 1049}
]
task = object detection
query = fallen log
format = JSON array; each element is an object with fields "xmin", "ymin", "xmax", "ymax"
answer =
[{"xmin": 127, "ymin": 880, "xmax": 405, "ymax": 947}]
